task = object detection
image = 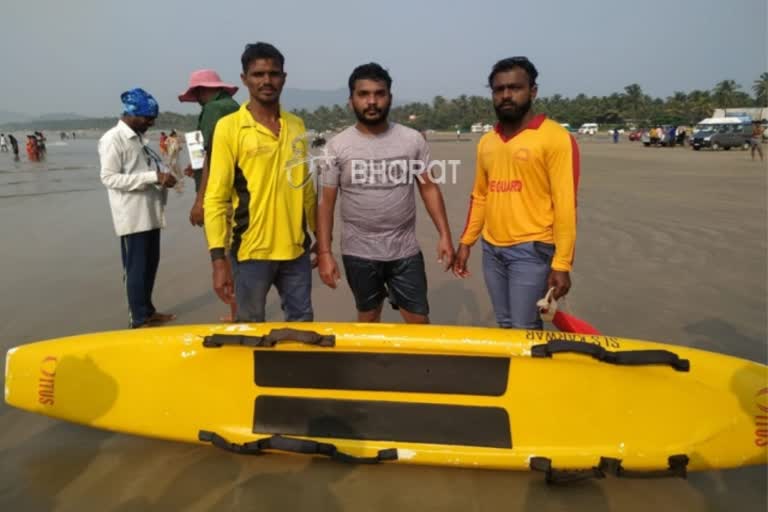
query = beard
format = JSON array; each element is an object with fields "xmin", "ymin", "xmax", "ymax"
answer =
[
  {"xmin": 353, "ymin": 103, "xmax": 391, "ymax": 126},
  {"xmin": 494, "ymin": 97, "xmax": 532, "ymax": 124}
]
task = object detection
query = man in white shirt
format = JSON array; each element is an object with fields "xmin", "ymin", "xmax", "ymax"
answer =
[{"xmin": 98, "ymin": 88, "xmax": 178, "ymax": 328}]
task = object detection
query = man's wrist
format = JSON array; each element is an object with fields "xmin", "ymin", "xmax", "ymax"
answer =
[{"xmin": 210, "ymin": 248, "xmax": 226, "ymax": 262}]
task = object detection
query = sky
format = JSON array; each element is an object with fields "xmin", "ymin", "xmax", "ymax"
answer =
[{"xmin": 1, "ymin": 0, "xmax": 765, "ymax": 117}]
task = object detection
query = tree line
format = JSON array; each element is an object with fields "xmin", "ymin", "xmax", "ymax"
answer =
[
  {"xmin": 296, "ymin": 75, "xmax": 768, "ymax": 131},
  {"xmin": 3, "ymin": 75, "xmax": 766, "ymax": 133}
]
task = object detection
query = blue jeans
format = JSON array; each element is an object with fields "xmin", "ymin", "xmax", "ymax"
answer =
[
  {"xmin": 481, "ymin": 240, "xmax": 554, "ymax": 329},
  {"xmin": 230, "ymin": 250, "xmax": 313, "ymax": 323},
  {"xmin": 120, "ymin": 229, "xmax": 160, "ymax": 328}
]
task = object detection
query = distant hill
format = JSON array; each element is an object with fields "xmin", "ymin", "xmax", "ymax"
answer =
[
  {"xmin": 0, "ymin": 110, "xmax": 31, "ymax": 125},
  {"xmin": 0, "ymin": 87, "xmax": 417, "ymax": 131},
  {"xmin": 0, "ymin": 111, "xmax": 91, "ymax": 130},
  {"xmin": 0, "ymin": 88, "xmax": 350, "ymax": 130},
  {"xmin": 36, "ymin": 113, "xmax": 89, "ymax": 121}
]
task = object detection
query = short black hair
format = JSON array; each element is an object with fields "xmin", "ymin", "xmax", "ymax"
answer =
[
  {"xmin": 241, "ymin": 42, "xmax": 285, "ymax": 73},
  {"xmin": 348, "ymin": 63, "xmax": 392, "ymax": 96},
  {"xmin": 488, "ymin": 57, "xmax": 538, "ymax": 88}
]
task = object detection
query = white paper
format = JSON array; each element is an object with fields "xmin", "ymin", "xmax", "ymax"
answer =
[{"xmin": 185, "ymin": 130, "xmax": 206, "ymax": 170}]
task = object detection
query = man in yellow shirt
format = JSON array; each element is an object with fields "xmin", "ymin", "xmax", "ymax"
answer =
[
  {"xmin": 453, "ymin": 57, "xmax": 579, "ymax": 329},
  {"xmin": 204, "ymin": 42, "xmax": 317, "ymax": 322}
]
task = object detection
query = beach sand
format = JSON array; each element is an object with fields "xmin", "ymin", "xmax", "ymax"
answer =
[{"xmin": 0, "ymin": 135, "xmax": 765, "ymax": 511}]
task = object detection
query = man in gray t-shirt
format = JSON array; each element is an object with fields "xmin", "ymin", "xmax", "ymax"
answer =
[{"xmin": 316, "ymin": 63, "xmax": 454, "ymax": 324}]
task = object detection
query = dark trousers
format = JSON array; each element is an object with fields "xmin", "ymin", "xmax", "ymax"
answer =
[{"xmin": 120, "ymin": 229, "xmax": 160, "ymax": 328}]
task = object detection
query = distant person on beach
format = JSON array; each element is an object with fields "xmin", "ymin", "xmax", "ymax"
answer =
[
  {"xmin": 453, "ymin": 56, "xmax": 579, "ymax": 329},
  {"xmin": 26, "ymin": 135, "xmax": 39, "ymax": 161},
  {"xmin": 752, "ymin": 121, "xmax": 764, "ymax": 161},
  {"xmin": 8, "ymin": 134, "xmax": 19, "ymax": 159},
  {"xmin": 159, "ymin": 131, "xmax": 168, "ymax": 157},
  {"xmin": 0, "ymin": 133, "xmax": 8, "ymax": 152},
  {"xmin": 72, "ymin": 131, "xmax": 77, "ymax": 140},
  {"xmin": 205, "ymin": 42, "xmax": 317, "ymax": 323},
  {"xmin": 612, "ymin": 128, "xmax": 619, "ymax": 143},
  {"xmin": 34, "ymin": 131, "xmax": 46, "ymax": 158},
  {"xmin": 316, "ymin": 63, "xmax": 454, "ymax": 324},
  {"xmin": 98, "ymin": 87, "xmax": 178, "ymax": 328},
  {"xmin": 676, "ymin": 126, "xmax": 687, "ymax": 146},
  {"xmin": 166, "ymin": 130, "xmax": 181, "ymax": 172},
  {"xmin": 178, "ymin": 68, "xmax": 240, "ymax": 321},
  {"xmin": 667, "ymin": 126, "xmax": 676, "ymax": 147}
]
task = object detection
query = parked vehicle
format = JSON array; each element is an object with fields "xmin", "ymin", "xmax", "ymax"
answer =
[
  {"xmin": 690, "ymin": 118, "xmax": 752, "ymax": 151},
  {"xmin": 578, "ymin": 123, "xmax": 599, "ymax": 135},
  {"xmin": 643, "ymin": 126, "xmax": 674, "ymax": 147}
]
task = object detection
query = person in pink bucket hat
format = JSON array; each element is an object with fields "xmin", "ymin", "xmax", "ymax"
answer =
[
  {"xmin": 178, "ymin": 69, "xmax": 239, "ymax": 199},
  {"xmin": 179, "ymin": 69, "xmax": 240, "ymax": 320},
  {"xmin": 178, "ymin": 69, "xmax": 239, "ymax": 103}
]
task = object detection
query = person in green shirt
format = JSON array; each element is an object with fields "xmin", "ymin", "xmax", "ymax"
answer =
[
  {"xmin": 178, "ymin": 69, "xmax": 240, "ymax": 226},
  {"xmin": 179, "ymin": 69, "xmax": 240, "ymax": 321}
]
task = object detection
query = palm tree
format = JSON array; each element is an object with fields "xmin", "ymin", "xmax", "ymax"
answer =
[
  {"xmin": 455, "ymin": 95, "xmax": 470, "ymax": 128},
  {"xmin": 753, "ymin": 72, "xmax": 768, "ymax": 106},
  {"xmin": 687, "ymin": 90, "xmax": 713, "ymax": 123},
  {"xmin": 712, "ymin": 80, "xmax": 742, "ymax": 114},
  {"xmin": 468, "ymin": 95, "xmax": 493, "ymax": 124},
  {"xmin": 622, "ymin": 83, "xmax": 646, "ymax": 124},
  {"xmin": 665, "ymin": 91, "xmax": 689, "ymax": 123}
]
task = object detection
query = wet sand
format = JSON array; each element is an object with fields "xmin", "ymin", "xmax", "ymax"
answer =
[{"xmin": 0, "ymin": 135, "xmax": 766, "ymax": 511}]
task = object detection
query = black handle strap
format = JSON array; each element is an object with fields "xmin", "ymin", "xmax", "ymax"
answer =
[
  {"xmin": 598, "ymin": 455, "xmax": 689, "ymax": 479},
  {"xmin": 199, "ymin": 429, "xmax": 263, "ymax": 455},
  {"xmin": 531, "ymin": 340, "xmax": 690, "ymax": 372},
  {"xmin": 198, "ymin": 430, "xmax": 398, "ymax": 465},
  {"xmin": 529, "ymin": 457, "xmax": 606, "ymax": 484},
  {"xmin": 203, "ymin": 328, "xmax": 335, "ymax": 348},
  {"xmin": 531, "ymin": 455, "xmax": 689, "ymax": 484}
]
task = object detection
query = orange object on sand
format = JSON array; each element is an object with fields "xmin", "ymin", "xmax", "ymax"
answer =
[{"xmin": 537, "ymin": 288, "xmax": 601, "ymax": 335}]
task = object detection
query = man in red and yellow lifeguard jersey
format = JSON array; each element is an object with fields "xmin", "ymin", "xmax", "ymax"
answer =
[{"xmin": 453, "ymin": 57, "xmax": 579, "ymax": 329}]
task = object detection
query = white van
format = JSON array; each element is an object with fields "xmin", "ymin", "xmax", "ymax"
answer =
[{"xmin": 578, "ymin": 123, "xmax": 599, "ymax": 135}]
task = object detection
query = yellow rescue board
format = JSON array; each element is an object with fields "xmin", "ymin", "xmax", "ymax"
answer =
[{"xmin": 4, "ymin": 322, "xmax": 767, "ymax": 478}]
